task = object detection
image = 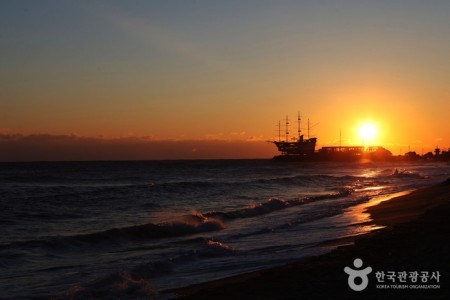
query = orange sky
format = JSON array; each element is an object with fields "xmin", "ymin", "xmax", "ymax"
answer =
[{"xmin": 1, "ymin": 1, "xmax": 449, "ymax": 160}]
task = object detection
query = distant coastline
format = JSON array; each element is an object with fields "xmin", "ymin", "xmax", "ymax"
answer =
[{"xmin": 270, "ymin": 115, "xmax": 449, "ymax": 162}]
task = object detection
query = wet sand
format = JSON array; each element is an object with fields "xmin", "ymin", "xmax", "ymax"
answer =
[{"xmin": 168, "ymin": 179, "xmax": 450, "ymax": 299}]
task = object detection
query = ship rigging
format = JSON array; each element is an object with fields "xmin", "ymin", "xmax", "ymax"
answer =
[{"xmin": 271, "ymin": 112, "xmax": 392, "ymax": 161}]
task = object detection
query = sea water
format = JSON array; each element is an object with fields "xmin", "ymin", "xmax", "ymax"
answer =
[{"xmin": 0, "ymin": 160, "xmax": 448, "ymax": 298}]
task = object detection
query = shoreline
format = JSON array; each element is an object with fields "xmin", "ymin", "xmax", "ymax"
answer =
[{"xmin": 167, "ymin": 179, "xmax": 450, "ymax": 299}]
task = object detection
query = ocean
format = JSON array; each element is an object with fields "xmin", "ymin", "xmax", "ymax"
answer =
[{"xmin": 0, "ymin": 160, "xmax": 449, "ymax": 298}]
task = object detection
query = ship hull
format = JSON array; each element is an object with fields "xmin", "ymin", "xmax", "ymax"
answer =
[{"xmin": 273, "ymin": 150, "xmax": 395, "ymax": 162}]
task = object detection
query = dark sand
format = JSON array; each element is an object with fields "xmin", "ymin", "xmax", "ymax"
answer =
[{"xmin": 168, "ymin": 179, "xmax": 450, "ymax": 299}]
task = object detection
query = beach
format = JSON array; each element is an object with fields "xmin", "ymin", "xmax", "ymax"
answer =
[{"xmin": 170, "ymin": 178, "xmax": 450, "ymax": 299}]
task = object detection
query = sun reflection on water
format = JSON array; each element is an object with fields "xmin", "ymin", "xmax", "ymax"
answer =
[{"xmin": 343, "ymin": 190, "xmax": 412, "ymax": 228}]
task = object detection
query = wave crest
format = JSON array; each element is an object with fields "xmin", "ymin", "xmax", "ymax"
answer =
[
  {"xmin": 1, "ymin": 214, "xmax": 224, "ymax": 252},
  {"xmin": 205, "ymin": 189, "xmax": 353, "ymax": 220}
]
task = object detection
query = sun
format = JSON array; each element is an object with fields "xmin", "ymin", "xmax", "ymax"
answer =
[{"xmin": 358, "ymin": 122, "xmax": 378, "ymax": 144}]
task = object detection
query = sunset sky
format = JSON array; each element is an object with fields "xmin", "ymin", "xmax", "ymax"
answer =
[{"xmin": 1, "ymin": 1, "xmax": 449, "ymax": 160}]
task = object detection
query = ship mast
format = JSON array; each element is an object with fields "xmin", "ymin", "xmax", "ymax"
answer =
[
  {"xmin": 307, "ymin": 118, "xmax": 310, "ymax": 139},
  {"xmin": 278, "ymin": 120, "xmax": 281, "ymax": 142},
  {"xmin": 285, "ymin": 115, "xmax": 289, "ymax": 142},
  {"xmin": 297, "ymin": 112, "xmax": 301, "ymax": 141}
]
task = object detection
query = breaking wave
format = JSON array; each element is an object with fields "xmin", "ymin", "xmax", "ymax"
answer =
[
  {"xmin": 54, "ymin": 237, "xmax": 236, "ymax": 299},
  {"xmin": 0, "ymin": 214, "xmax": 224, "ymax": 251},
  {"xmin": 205, "ymin": 189, "xmax": 353, "ymax": 220},
  {"xmin": 80, "ymin": 214, "xmax": 224, "ymax": 241},
  {"xmin": 1, "ymin": 189, "xmax": 355, "ymax": 252}
]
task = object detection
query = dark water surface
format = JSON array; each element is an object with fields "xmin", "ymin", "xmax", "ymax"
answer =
[{"xmin": 1, "ymin": 160, "xmax": 448, "ymax": 298}]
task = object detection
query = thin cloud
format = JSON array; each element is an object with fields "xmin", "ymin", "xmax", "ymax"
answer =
[
  {"xmin": 0, "ymin": 133, "xmax": 276, "ymax": 162},
  {"xmin": 0, "ymin": 128, "xmax": 11, "ymax": 134},
  {"xmin": 88, "ymin": 2, "xmax": 236, "ymax": 73}
]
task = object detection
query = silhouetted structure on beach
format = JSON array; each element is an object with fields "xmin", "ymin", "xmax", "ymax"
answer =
[
  {"xmin": 270, "ymin": 113, "xmax": 449, "ymax": 162},
  {"xmin": 270, "ymin": 114, "xmax": 392, "ymax": 161},
  {"xmin": 403, "ymin": 147, "xmax": 450, "ymax": 161}
]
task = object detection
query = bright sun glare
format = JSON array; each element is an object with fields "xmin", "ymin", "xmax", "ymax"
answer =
[{"xmin": 358, "ymin": 122, "xmax": 378, "ymax": 144}]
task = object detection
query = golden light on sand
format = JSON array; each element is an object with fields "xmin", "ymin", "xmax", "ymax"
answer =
[{"xmin": 358, "ymin": 122, "xmax": 378, "ymax": 145}]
